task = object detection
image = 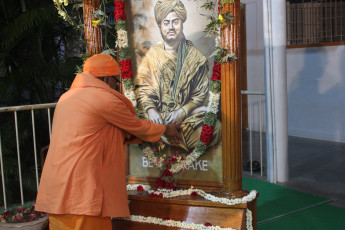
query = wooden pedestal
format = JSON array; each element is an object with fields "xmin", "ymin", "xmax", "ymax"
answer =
[{"xmin": 112, "ymin": 191, "xmax": 257, "ymax": 230}]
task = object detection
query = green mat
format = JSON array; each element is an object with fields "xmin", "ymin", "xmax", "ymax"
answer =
[
  {"xmin": 243, "ymin": 177, "xmax": 331, "ymax": 222},
  {"xmin": 258, "ymin": 204, "xmax": 345, "ymax": 230}
]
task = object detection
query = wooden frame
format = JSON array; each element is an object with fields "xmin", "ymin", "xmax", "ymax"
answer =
[{"xmin": 126, "ymin": 0, "xmax": 243, "ymax": 193}]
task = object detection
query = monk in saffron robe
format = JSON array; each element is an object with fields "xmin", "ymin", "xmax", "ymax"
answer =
[
  {"xmin": 135, "ymin": 0, "xmax": 220, "ymax": 152},
  {"xmin": 35, "ymin": 54, "xmax": 180, "ymax": 230}
]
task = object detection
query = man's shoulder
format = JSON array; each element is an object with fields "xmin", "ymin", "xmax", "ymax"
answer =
[
  {"xmin": 186, "ymin": 40, "xmax": 205, "ymax": 54},
  {"xmin": 185, "ymin": 40, "xmax": 207, "ymax": 62},
  {"xmin": 147, "ymin": 43, "xmax": 164, "ymax": 53}
]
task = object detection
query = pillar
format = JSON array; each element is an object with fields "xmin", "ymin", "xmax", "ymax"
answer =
[{"xmin": 263, "ymin": 0, "xmax": 289, "ymax": 183}]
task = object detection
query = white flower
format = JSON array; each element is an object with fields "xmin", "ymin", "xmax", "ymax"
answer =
[
  {"xmin": 126, "ymin": 184, "xmax": 151, "ymax": 191},
  {"xmin": 125, "ymin": 90, "xmax": 137, "ymax": 107},
  {"xmin": 246, "ymin": 209, "xmax": 253, "ymax": 230},
  {"xmin": 207, "ymin": 91, "xmax": 220, "ymax": 114},
  {"xmin": 116, "ymin": 215, "xmax": 237, "ymax": 230},
  {"xmin": 117, "ymin": 30, "xmax": 128, "ymax": 48}
]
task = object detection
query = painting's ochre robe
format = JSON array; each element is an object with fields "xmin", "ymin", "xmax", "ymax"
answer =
[{"xmin": 135, "ymin": 41, "xmax": 220, "ymax": 151}]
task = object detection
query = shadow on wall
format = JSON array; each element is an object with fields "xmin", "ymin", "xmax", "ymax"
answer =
[{"xmin": 288, "ymin": 46, "xmax": 345, "ymax": 143}]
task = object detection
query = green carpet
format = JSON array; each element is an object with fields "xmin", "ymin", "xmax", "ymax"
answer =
[
  {"xmin": 243, "ymin": 177, "xmax": 331, "ymax": 222},
  {"xmin": 243, "ymin": 177, "xmax": 345, "ymax": 229},
  {"xmin": 258, "ymin": 204, "xmax": 345, "ymax": 230}
]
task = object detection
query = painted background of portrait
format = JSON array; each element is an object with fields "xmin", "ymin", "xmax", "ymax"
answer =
[{"xmin": 126, "ymin": 0, "xmax": 222, "ymax": 182}]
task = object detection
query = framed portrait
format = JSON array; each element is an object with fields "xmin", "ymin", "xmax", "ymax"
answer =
[{"xmin": 125, "ymin": 0, "xmax": 223, "ymax": 189}]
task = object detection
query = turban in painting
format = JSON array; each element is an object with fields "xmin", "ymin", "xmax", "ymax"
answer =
[
  {"xmin": 83, "ymin": 54, "xmax": 120, "ymax": 77},
  {"xmin": 154, "ymin": 0, "xmax": 187, "ymax": 25}
]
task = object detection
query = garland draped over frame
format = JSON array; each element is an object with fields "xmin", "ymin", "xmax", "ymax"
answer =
[
  {"xmin": 114, "ymin": 0, "xmax": 231, "ymax": 190},
  {"xmin": 53, "ymin": 0, "xmax": 237, "ymax": 190}
]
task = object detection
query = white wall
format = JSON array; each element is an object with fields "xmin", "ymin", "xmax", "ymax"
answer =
[
  {"xmin": 287, "ymin": 46, "xmax": 345, "ymax": 143},
  {"xmin": 242, "ymin": 0, "xmax": 345, "ymax": 143}
]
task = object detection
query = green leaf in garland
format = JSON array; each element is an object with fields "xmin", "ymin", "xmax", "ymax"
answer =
[
  {"xmin": 101, "ymin": 49, "xmax": 116, "ymax": 56},
  {"xmin": 140, "ymin": 141, "xmax": 150, "ymax": 150},
  {"xmin": 116, "ymin": 20, "xmax": 127, "ymax": 31},
  {"xmin": 203, "ymin": 16, "xmax": 221, "ymax": 36},
  {"xmin": 221, "ymin": 0, "xmax": 236, "ymax": 4},
  {"xmin": 213, "ymin": 47, "xmax": 226, "ymax": 63},
  {"xmin": 204, "ymin": 112, "xmax": 218, "ymax": 127},
  {"xmin": 119, "ymin": 47, "xmax": 131, "ymax": 61},
  {"xmin": 201, "ymin": 2, "xmax": 214, "ymax": 10},
  {"xmin": 221, "ymin": 52, "xmax": 237, "ymax": 63},
  {"xmin": 212, "ymin": 47, "xmax": 237, "ymax": 63},
  {"xmin": 123, "ymin": 78, "xmax": 134, "ymax": 91},
  {"xmin": 135, "ymin": 107, "xmax": 140, "ymax": 118},
  {"xmin": 221, "ymin": 12, "xmax": 236, "ymax": 24},
  {"xmin": 210, "ymin": 80, "xmax": 221, "ymax": 93},
  {"xmin": 195, "ymin": 142, "xmax": 207, "ymax": 153}
]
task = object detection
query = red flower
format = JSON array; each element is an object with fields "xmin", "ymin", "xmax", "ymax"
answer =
[
  {"xmin": 167, "ymin": 182, "xmax": 176, "ymax": 189},
  {"xmin": 120, "ymin": 59, "xmax": 133, "ymax": 79},
  {"xmin": 137, "ymin": 185, "xmax": 144, "ymax": 192},
  {"xmin": 191, "ymin": 191, "xmax": 198, "ymax": 197},
  {"xmin": 16, "ymin": 207, "xmax": 26, "ymax": 211},
  {"xmin": 211, "ymin": 62, "xmax": 221, "ymax": 81},
  {"xmin": 161, "ymin": 169, "xmax": 173, "ymax": 177},
  {"xmin": 14, "ymin": 214, "xmax": 24, "ymax": 222},
  {"xmin": 114, "ymin": 1, "xmax": 126, "ymax": 21},
  {"xmin": 149, "ymin": 192, "xmax": 154, "ymax": 197},
  {"xmin": 2, "ymin": 210, "xmax": 10, "ymax": 218},
  {"xmin": 156, "ymin": 178, "xmax": 164, "ymax": 187},
  {"xmin": 204, "ymin": 222, "xmax": 212, "ymax": 226},
  {"xmin": 200, "ymin": 124, "xmax": 215, "ymax": 146}
]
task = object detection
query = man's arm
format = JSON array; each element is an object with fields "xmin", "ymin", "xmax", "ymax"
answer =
[{"xmin": 102, "ymin": 96, "xmax": 179, "ymax": 143}]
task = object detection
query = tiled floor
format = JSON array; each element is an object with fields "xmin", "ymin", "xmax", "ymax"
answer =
[{"xmin": 242, "ymin": 132, "xmax": 345, "ymax": 209}]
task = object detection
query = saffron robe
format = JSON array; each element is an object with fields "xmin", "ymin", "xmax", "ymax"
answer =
[{"xmin": 35, "ymin": 72, "xmax": 165, "ymax": 217}]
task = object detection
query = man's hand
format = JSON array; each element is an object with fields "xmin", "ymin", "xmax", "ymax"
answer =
[
  {"xmin": 147, "ymin": 108, "xmax": 163, "ymax": 124},
  {"xmin": 164, "ymin": 123, "xmax": 181, "ymax": 144},
  {"xmin": 165, "ymin": 108, "xmax": 186, "ymax": 125}
]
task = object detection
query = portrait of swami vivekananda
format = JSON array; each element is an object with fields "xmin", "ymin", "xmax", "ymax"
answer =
[{"xmin": 134, "ymin": 0, "xmax": 221, "ymax": 153}]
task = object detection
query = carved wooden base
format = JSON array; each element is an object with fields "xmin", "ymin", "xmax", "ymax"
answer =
[{"xmin": 112, "ymin": 191, "xmax": 257, "ymax": 230}]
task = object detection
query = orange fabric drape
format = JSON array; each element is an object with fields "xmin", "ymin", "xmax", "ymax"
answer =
[
  {"xmin": 49, "ymin": 214, "xmax": 112, "ymax": 230},
  {"xmin": 35, "ymin": 72, "xmax": 166, "ymax": 217}
]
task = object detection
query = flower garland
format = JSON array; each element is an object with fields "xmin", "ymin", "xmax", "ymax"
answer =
[
  {"xmin": 55, "ymin": 0, "xmax": 236, "ymax": 188},
  {"xmin": 127, "ymin": 184, "xmax": 257, "ymax": 206},
  {"xmin": 123, "ymin": 184, "xmax": 256, "ymax": 230},
  {"xmin": 119, "ymin": 215, "xmax": 237, "ymax": 230},
  {"xmin": 114, "ymin": 0, "xmax": 138, "ymax": 115},
  {"xmin": 114, "ymin": 0, "xmax": 224, "ymax": 180},
  {"xmin": 246, "ymin": 209, "xmax": 253, "ymax": 230}
]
